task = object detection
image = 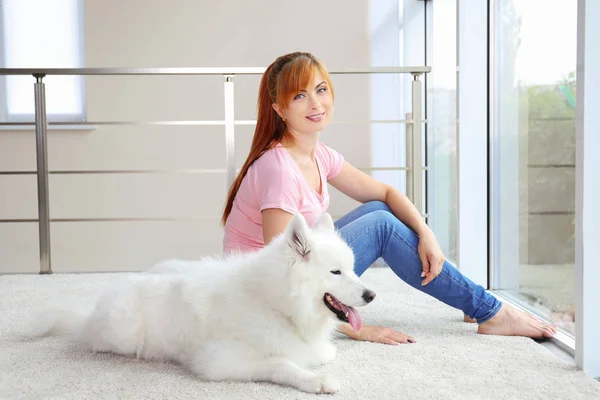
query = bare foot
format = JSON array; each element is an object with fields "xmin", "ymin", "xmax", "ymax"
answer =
[
  {"xmin": 463, "ymin": 313, "xmax": 477, "ymax": 323},
  {"xmin": 478, "ymin": 304, "xmax": 557, "ymax": 339}
]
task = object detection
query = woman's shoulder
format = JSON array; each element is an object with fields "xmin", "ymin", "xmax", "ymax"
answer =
[
  {"xmin": 245, "ymin": 145, "xmax": 302, "ymax": 202},
  {"xmin": 249, "ymin": 145, "xmax": 295, "ymax": 177}
]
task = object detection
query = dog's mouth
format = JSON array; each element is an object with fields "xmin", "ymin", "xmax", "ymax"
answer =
[{"xmin": 323, "ymin": 293, "xmax": 362, "ymax": 331}]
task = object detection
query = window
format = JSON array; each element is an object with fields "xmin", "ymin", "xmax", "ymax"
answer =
[
  {"xmin": 490, "ymin": 0, "xmax": 577, "ymax": 335},
  {"xmin": 0, "ymin": 0, "xmax": 85, "ymax": 123}
]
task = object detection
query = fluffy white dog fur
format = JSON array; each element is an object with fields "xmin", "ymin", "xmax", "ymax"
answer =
[{"xmin": 28, "ymin": 213, "xmax": 376, "ymax": 394}]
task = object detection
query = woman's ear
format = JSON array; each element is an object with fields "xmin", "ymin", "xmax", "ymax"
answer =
[{"xmin": 272, "ymin": 103, "xmax": 285, "ymax": 120}]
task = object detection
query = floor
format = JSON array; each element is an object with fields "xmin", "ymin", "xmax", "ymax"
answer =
[{"xmin": 1, "ymin": 268, "xmax": 599, "ymax": 399}]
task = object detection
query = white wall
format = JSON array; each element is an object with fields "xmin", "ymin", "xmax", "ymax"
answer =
[{"xmin": 0, "ymin": 0, "xmax": 373, "ymax": 273}]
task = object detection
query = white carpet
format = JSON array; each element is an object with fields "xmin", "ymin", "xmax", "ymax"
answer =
[{"xmin": 1, "ymin": 268, "xmax": 599, "ymax": 400}]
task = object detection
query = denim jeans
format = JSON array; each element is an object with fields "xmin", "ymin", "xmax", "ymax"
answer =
[{"xmin": 334, "ymin": 200, "xmax": 502, "ymax": 324}]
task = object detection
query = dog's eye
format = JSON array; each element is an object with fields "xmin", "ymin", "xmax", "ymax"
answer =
[{"xmin": 330, "ymin": 270, "xmax": 341, "ymax": 275}]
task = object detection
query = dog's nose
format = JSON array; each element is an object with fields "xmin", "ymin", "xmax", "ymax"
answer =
[{"xmin": 362, "ymin": 289, "xmax": 376, "ymax": 303}]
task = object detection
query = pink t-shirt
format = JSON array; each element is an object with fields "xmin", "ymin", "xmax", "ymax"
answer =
[{"xmin": 223, "ymin": 141, "xmax": 345, "ymax": 254}]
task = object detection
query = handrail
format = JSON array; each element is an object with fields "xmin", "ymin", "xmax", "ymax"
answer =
[
  {"xmin": 0, "ymin": 66, "xmax": 431, "ymax": 76},
  {"xmin": 0, "ymin": 66, "xmax": 431, "ymax": 274}
]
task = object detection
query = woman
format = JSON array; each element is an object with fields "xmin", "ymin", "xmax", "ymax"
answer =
[{"xmin": 221, "ymin": 52, "xmax": 557, "ymax": 345}]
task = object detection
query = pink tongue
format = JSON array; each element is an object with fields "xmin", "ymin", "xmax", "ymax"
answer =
[{"xmin": 342, "ymin": 305, "xmax": 362, "ymax": 331}]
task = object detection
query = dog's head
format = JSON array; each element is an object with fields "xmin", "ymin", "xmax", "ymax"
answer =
[{"xmin": 280, "ymin": 212, "xmax": 376, "ymax": 332}]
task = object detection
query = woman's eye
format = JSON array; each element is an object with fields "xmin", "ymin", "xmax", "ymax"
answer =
[
  {"xmin": 294, "ymin": 93, "xmax": 305, "ymax": 100},
  {"xmin": 317, "ymin": 87, "xmax": 327, "ymax": 93},
  {"xmin": 330, "ymin": 270, "xmax": 341, "ymax": 275}
]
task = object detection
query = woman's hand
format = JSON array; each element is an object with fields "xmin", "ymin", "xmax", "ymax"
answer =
[
  {"xmin": 355, "ymin": 325, "xmax": 416, "ymax": 345},
  {"xmin": 418, "ymin": 229, "xmax": 446, "ymax": 286}
]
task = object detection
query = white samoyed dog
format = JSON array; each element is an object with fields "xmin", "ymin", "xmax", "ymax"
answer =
[{"xmin": 27, "ymin": 213, "xmax": 376, "ymax": 394}]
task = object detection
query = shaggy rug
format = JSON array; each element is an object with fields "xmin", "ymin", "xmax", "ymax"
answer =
[{"xmin": 1, "ymin": 268, "xmax": 599, "ymax": 400}]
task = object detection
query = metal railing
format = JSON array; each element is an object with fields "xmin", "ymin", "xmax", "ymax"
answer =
[{"xmin": 0, "ymin": 66, "xmax": 431, "ymax": 274}]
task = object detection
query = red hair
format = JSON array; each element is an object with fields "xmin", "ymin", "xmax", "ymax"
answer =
[{"xmin": 221, "ymin": 52, "xmax": 335, "ymax": 225}]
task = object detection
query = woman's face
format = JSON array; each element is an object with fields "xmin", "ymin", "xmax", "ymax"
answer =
[{"xmin": 273, "ymin": 70, "xmax": 334, "ymax": 137}]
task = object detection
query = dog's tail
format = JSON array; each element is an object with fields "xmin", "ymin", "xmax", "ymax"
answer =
[{"xmin": 26, "ymin": 302, "xmax": 91, "ymax": 340}]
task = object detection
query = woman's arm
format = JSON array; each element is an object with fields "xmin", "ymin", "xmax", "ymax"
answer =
[
  {"xmin": 328, "ymin": 161, "xmax": 431, "ymax": 237},
  {"xmin": 262, "ymin": 208, "xmax": 294, "ymax": 245},
  {"xmin": 329, "ymin": 161, "xmax": 445, "ymax": 286}
]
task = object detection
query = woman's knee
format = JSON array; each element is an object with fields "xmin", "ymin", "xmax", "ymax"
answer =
[
  {"xmin": 368, "ymin": 209, "xmax": 415, "ymax": 238},
  {"xmin": 345, "ymin": 206, "xmax": 415, "ymax": 241},
  {"xmin": 367, "ymin": 210, "xmax": 420, "ymax": 258},
  {"xmin": 366, "ymin": 209, "xmax": 398, "ymax": 230},
  {"xmin": 363, "ymin": 200, "xmax": 392, "ymax": 214}
]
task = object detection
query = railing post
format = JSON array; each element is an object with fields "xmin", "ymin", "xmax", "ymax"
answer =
[
  {"xmin": 411, "ymin": 73, "xmax": 423, "ymax": 216},
  {"xmin": 405, "ymin": 112, "xmax": 414, "ymax": 202},
  {"xmin": 34, "ymin": 74, "xmax": 52, "ymax": 274},
  {"xmin": 224, "ymin": 75, "xmax": 235, "ymax": 190}
]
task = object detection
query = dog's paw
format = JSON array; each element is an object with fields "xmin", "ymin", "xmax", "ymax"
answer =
[
  {"xmin": 297, "ymin": 373, "xmax": 340, "ymax": 394},
  {"xmin": 316, "ymin": 374, "xmax": 340, "ymax": 394}
]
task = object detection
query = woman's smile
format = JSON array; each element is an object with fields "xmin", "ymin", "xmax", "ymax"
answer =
[{"xmin": 306, "ymin": 113, "xmax": 325, "ymax": 122}]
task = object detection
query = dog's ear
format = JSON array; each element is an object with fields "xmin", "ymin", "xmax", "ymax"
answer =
[
  {"xmin": 285, "ymin": 213, "xmax": 311, "ymax": 261},
  {"xmin": 316, "ymin": 213, "xmax": 335, "ymax": 232}
]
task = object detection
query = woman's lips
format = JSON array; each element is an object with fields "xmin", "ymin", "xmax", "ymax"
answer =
[{"xmin": 306, "ymin": 113, "xmax": 325, "ymax": 122}]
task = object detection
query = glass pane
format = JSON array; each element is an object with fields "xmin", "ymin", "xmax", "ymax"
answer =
[
  {"xmin": 427, "ymin": 0, "xmax": 458, "ymax": 263},
  {"xmin": 491, "ymin": 0, "xmax": 577, "ymax": 335}
]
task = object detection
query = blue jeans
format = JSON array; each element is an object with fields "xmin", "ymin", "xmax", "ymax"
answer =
[{"xmin": 334, "ymin": 201, "xmax": 502, "ymax": 324}]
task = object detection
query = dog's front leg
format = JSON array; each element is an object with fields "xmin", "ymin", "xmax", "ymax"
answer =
[
  {"xmin": 188, "ymin": 340, "xmax": 340, "ymax": 394},
  {"xmin": 318, "ymin": 341, "xmax": 337, "ymax": 364}
]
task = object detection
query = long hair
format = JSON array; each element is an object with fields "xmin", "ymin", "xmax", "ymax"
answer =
[{"xmin": 221, "ymin": 52, "xmax": 335, "ymax": 225}]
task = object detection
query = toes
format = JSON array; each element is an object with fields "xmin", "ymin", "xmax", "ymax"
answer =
[
  {"xmin": 545, "ymin": 326, "xmax": 557, "ymax": 337},
  {"xmin": 536, "ymin": 322, "xmax": 557, "ymax": 337}
]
